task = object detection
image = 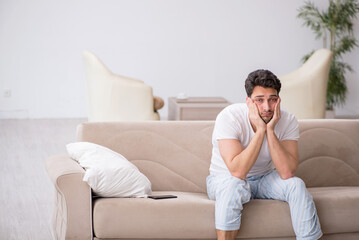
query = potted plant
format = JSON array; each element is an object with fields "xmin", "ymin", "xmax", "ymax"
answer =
[{"xmin": 297, "ymin": 0, "xmax": 359, "ymax": 113}]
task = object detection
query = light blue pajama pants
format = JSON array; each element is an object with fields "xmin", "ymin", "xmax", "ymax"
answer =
[{"xmin": 206, "ymin": 170, "xmax": 323, "ymax": 240}]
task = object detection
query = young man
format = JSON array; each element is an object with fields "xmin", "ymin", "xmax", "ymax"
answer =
[{"xmin": 207, "ymin": 69, "xmax": 322, "ymax": 240}]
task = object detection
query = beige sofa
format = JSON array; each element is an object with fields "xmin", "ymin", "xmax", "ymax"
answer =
[{"xmin": 46, "ymin": 120, "xmax": 359, "ymax": 240}]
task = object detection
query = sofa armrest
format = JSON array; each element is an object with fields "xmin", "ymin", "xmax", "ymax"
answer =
[{"xmin": 46, "ymin": 155, "xmax": 92, "ymax": 240}]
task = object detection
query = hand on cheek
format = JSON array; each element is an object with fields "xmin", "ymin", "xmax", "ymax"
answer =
[
  {"xmin": 247, "ymin": 98, "xmax": 266, "ymax": 131},
  {"xmin": 267, "ymin": 97, "xmax": 281, "ymax": 130}
]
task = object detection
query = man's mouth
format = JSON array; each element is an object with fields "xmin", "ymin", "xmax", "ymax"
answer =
[{"xmin": 261, "ymin": 112, "xmax": 273, "ymax": 117}]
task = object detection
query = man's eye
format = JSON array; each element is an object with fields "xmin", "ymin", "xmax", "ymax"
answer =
[
  {"xmin": 255, "ymin": 99, "xmax": 263, "ymax": 102},
  {"xmin": 270, "ymin": 98, "xmax": 278, "ymax": 102}
]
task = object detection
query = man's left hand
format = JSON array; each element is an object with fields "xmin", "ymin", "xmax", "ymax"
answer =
[{"xmin": 267, "ymin": 97, "xmax": 281, "ymax": 131}]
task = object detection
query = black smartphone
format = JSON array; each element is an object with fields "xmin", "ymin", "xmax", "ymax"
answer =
[{"xmin": 148, "ymin": 195, "xmax": 177, "ymax": 200}]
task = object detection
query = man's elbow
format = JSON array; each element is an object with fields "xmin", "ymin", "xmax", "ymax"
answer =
[
  {"xmin": 278, "ymin": 163, "xmax": 298, "ymax": 180},
  {"xmin": 279, "ymin": 171, "xmax": 295, "ymax": 180},
  {"xmin": 229, "ymin": 168, "xmax": 247, "ymax": 180}
]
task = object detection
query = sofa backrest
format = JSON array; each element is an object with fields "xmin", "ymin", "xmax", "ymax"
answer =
[
  {"xmin": 297, "ymin": 119, "xmax": 359, "ymax": 187},
  {"xmin": 77, "ymin": 121, "xmax": 214, "ymax": 193},
  {"xmin": 77, "ymin": 119, "xmax": 359, "ymax": 193}
]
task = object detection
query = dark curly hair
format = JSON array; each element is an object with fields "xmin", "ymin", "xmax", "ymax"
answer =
[{"xmin": 245, "ymin": 69, "xmax": 281, "ymax": 97}]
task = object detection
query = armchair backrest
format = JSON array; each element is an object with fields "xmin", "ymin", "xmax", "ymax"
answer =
[
  {"xmin": 279, "ymin": 49, "xmax": 333, "ymax": 119},
  {"xmin": 82, "ymin": 51, "xmax": 159, "ymax": 121}
]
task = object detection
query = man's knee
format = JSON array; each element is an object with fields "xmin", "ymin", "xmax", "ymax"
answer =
[
  {"xmin": 207, "ymin": 175, "xmax": 251, "ymax": 201},
  {"xmin": 214, "ymin": 176, "xmax": 251, "ymax": 207},
  {"xmin": 228, "ymin": 175, "xmax": 249, "ymax": 188},
  {"xmin": 286, "ymin": 177, "xmax": 306, "ymax": 190},
  {"xmin": 224, "ymin": 175, "xmax": 250, "ymax": 194},
  {"xmin": 284, "ymin": 177, "xmax": 313, "ymax": 201}
]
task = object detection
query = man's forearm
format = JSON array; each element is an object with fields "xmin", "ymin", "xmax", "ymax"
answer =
[
  {"xmin": 266, "ymin": 129, "xmax": 298, "ymax": 179},
  {"xmin": 230, "ymin": 129, "xmax": 266, "ymax": 179}
]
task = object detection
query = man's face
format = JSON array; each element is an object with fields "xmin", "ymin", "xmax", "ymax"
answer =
[{"xmin": 249, "ymin": 86, "xmax": 279, "ymax": 123}]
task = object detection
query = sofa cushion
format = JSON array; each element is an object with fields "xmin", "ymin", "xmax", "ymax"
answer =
[
  {"xmin": 93, "ymin": 187, "xmax": 359, "ymax": 239},
  {"xmin": 93, "ymin": 191, "xmax": 297, "ymax": 239},
  {"xmin": 93, "ymin": 191, "xmax": 216, "ymax": 239},
  {"xmin": 309, "ymin": 187, "xmax": 359, "ymax": 234}
]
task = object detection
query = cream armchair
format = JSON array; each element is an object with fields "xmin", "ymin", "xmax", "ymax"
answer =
[
  {"xmin": 82, "ymin": 51, "xmax": 164, "ymax": 121},
  {"xmin": 279, "ymin": 48, "xmax": 333, "ymax": 119}
]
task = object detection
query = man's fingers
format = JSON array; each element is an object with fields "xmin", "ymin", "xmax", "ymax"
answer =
[
  {"xmin": 277, "ymin": 97, "xmax": 281, "ymax": 109},
  {"xmin": 246, "ymin": 98, "xmax": 252, "ymax": 108},
  {"xmin": 249, "ymin": 100, "xmax": 259, "ymax": 116},
  {"xmin": 276, "ymin": 97, "xmax": 281, "ymax": 117},
  {"xmin": 247, "ymin": 99, "xmax": 256, "ymax": 112}
]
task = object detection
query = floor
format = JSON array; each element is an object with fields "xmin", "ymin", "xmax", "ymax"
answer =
[{"xmin": 0, "ymin": 119, "xmax": 86, "ymax": 240}]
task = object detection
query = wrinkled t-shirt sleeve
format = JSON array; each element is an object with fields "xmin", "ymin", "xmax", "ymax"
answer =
[
  {"xmin": 281, "ymin": 114, "xmax": 299, "ymax": 141},
  {"xmin": 213, "ymin": 110, "xmax": 241, "ymax": 141}
]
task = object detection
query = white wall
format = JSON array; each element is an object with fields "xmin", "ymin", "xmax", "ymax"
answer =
[{"xmin": 0, "ymin": 0, "xmax": 358, "ymax": 119}]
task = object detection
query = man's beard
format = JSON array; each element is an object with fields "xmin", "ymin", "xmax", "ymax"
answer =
[{"xmin": 260, "ymin": 111, "xmax": 273, "ymax": 124}]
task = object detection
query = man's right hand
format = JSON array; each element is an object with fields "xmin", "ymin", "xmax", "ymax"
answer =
[{"xmin": 246, "ymin": 98, "xmax": 266, "ymax": 132}]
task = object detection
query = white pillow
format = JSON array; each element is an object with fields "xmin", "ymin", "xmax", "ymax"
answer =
[{"xmin": 66, "ymin": 142, "xmax": 152, "ymax": 198}]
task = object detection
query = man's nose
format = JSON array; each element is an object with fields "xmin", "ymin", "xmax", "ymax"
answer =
[{"xmin": 263, "ymin": 100, "xmax": 269, "ymax": 111}]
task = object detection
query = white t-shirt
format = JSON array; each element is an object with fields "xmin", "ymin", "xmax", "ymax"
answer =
[{"xmin": 209, "ymin": 103, "xmax": 299, "ymax": 178}]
